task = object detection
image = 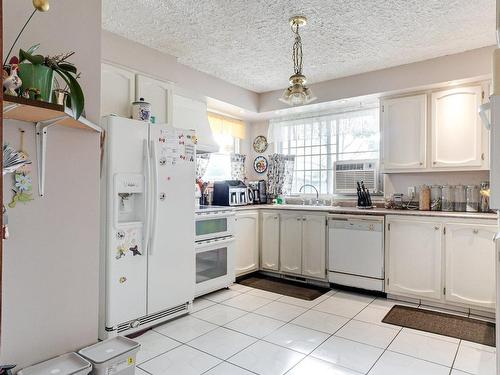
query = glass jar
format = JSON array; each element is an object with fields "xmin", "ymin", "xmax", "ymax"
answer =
[
  {"xmin": 479, "ymin": 181, "xmax": 490, "ymax": 213},
  {"xmin": 441, "ymin": 185, "xmax": 454, "ymax": 212},
  {"xmin": 454, "ymin": 184, "xmax": 466, "ymax": 212},
  {"xmin": 430, "ymin": 185, "xmax": 442, "ymax": 211},
  {"xmin": 466, "ymin": 185, "xmax": 479, "ymax": 212},
  {"xmin": 419, "ymin": 184, "xmax": 431, "ymax": 211}
]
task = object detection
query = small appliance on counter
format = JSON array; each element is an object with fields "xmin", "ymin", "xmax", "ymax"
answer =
[
  {"xmin": 248, "ymin": 180, "xmax": 267, "ymax": 204},
  {"xmin": 213, "ymin": 180, "xmax": 250, "ymax": 206},
  {"xmin": 356, "ymin": 181, "xmax": 372, "ymax": 209}
]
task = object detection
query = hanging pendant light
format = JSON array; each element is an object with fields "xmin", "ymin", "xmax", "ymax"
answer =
[{"xmin": 280, "ymin": 16, "xmax": 316, "ymax": 106}]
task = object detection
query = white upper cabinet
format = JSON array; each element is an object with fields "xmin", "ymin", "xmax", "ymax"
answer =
[
  {"xmin": 444, "ymin": 222, "xmax": 496, "ymax": 310},
  {"xmin": 260, "ymin": 212, "xmax": 280, "ymax": 271},
  {"xmin": 101, "ymin": 63, "xmax": 135, "ymax": 118},
  {"xmin": 431, "ymin": 86, "xmax": 486, "ymax": 169},
  {"xmin": 280, "ymin": 213, "xmax": 303, "ymax": 275},
  {"xmin": 234, "ymin": 211, "xmax": 259, "ymax": 277},
  {"xmin": 301, "ymin": 214, "xmax": 326, "ymax": 279},
  {"xmin": 381, "ymin": 94, "xmax": 427, "ymax": 171},
  {"xmin": 386, "ymin": 216, "xmax": 443, "ymax": 301},
  {"xmin": 135, "ymin": 74, "xmax": 173, "ymax": 125}
]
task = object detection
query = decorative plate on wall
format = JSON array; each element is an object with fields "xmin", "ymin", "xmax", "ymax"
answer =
[
  {"xmin": 253, "ymin": 156, "xmax": 268, "ymax": 174},
  {"xmin": 253, "ymin": 135, "xmax": 268, "ymax": 153}
]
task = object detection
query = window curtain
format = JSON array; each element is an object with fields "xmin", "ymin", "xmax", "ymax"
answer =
[
  {"xmin": 267, "ymin": 154, "xmax": 295, "ymax": 197},
  {"xmin": 267, "ymin": 108, "xmax": 378, "ymax": 145},
  {"xmin": 196, "ymin": 154, "xmax": 211, "ymax": 180},
  {"xmin": 230, "ymin": 154, "xmax": 246, "ymax": 181},
  {"xmin": 208, "ymin": 112, "xmax": 246, "ymax": 139}
]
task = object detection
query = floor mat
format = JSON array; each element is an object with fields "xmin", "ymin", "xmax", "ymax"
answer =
[
  {"xmin": 238, "ymin": 274, "xmax": 330, "ymax": 300},
  {"xmin": 383, "ymin": 305, "xmax": 495, "ymax": 347}
]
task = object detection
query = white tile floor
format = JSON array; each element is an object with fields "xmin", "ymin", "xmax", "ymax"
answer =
[{"xmin": 134, "ymin": 284, "xmax": 496, "ymax": 375}]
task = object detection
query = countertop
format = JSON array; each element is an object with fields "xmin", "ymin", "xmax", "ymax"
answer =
[{"xmin": 230, "ymin": 204, "xmax": 498, "ymax": 220}]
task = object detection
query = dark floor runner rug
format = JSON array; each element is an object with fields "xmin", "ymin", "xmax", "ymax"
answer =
[
  {"xmin": 238, "ymin": 274, "xmax": 329, "ymax": 300},
  {"xmin": 383, "ymin": 305, "xmax": 495, "ymax": 347}
]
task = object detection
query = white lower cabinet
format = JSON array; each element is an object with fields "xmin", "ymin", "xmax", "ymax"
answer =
[
  {"xmin": 444, "ymin": 222, "xmax": 496, "ymax": 309},
  {"xmin": 234, "ymin": 211, "xmax": 259, "ymax": 277},
  {"xmin": 260, "ymin": 212, "xmax": 280, "ymax": 271},
  {"xmin": 280, "ymin": 213, "xmax": 303, "ymax": 275},
  {"xmin": 279, "ymin": 212, "xmax": 327, "ymax": 279},
  {"xmin": 302, "ymin": 214, "xmax": 327, "ymax": 279},
  {"xmin": 386, "ymin": 216, "xmax": 443, "ymax": 301},
  {"xmin": 386, "ymin": 215, "xmax": 497, "ymax": 311}
]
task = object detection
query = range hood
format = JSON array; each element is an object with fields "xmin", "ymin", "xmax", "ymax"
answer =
[{"xmin": 172, "ymin": 93, "xmax": 219, "ymax": 153}]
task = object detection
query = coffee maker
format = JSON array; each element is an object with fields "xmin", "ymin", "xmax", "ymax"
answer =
[{"xmin": 248, "ymin": 180, "xmax": 267, "ymax": 204}]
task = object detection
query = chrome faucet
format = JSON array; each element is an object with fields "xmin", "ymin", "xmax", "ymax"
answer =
[{"xmin": 299, "ymin": 184, "xmax": 319, "ymax": 205}]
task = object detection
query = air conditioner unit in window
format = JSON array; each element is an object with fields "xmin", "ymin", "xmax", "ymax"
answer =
[{"xmin": 334, "ymin": 160, "xmax": 379, "ymax": 194}]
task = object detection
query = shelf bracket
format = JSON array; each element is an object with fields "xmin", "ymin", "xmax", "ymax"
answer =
[
  {"xmin": 3, "ymin": 103, "xmax": 21, "ymax": 114},
  {"xmin": 35, "ymin": 116, "xmax": 67, "ymax": 197}
]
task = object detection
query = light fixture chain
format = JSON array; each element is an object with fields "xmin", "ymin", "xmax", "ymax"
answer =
[{"xmin": 291, "ymin": 23, "xmax": 303, "ymax": 75}]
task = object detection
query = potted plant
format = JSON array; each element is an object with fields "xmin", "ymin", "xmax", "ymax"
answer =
[{"xmin": 17, "ymin": 45, "xmax": 85, "ymax": 119}]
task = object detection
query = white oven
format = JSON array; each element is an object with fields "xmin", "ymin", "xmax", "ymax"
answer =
[
  {"xmin": 195, "ymin": 206, "xmax": 236, "ymax": 297},
  {"xmin": 195, "ymin": 210, "xmax": 235, "ymax": 242},
  {"xmin": 195, "ymin": 236, "xmax": 235, "ymax": 297}
]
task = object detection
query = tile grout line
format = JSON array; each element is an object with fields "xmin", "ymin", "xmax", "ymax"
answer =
[
  {"xmin": 140, "ymin": 286, "xmax": 479, "ymax": 375},
  {"xmin": 364, "ymin": 324, "xmax": 404, "ymax": 374}
]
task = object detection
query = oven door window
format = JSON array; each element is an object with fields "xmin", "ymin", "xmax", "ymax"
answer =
[
  {"xmin": 196, "ymin": 247, "xmax": 228, "ymax": 283},
  {"xmin": 196, "ymin": 218, "xmax": 228, "ymax": 237}
]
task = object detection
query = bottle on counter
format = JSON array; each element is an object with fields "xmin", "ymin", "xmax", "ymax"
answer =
[
  {"xmin": 454, "ymin": 184, "xmax": 466, "ymax": 212},
  {"xmin": 465, "ymin": 185, "xmax": 479, "ymax": 212},
  {"xmin": 479, "ymin": 181, "xmax": 490, "ymax": 213},
  {"xmin": 441, "ymin": 184, "xmax": 455, "ymax": 212},
  {"xmin": 430, "ymin": 185, "xmax": 442, "ymax": 211},
  {"xmin": 419, "ymin": 184, "xmax": 431, "ymax": 211}
]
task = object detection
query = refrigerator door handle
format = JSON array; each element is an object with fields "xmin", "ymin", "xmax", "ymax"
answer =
[
  {"xmin": 143, "ymin": 139, "xmax": 151, "ymax": 256},
  {"xmin": 149, "ymin": 139, "xmax": 159, "ymax": 255}
]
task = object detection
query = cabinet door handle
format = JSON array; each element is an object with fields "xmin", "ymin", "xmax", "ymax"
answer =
[
  {"xmin": 473, "ymin": 229, "xmax": 479, "ymax": 234},
  {"xmin": 296, "ymin": 217, "xmax": 301, "ymax": 221},
  {"xmin": 274, "ymin": 216, "xmax": 278, "ymax": 219},
  {"xmin": 434, "ymin": 226, "xmax": 440, "ymax": 230},
  {"xmin": 302, "ymin": 217, "xmax": 306, "ymax": 221},
  {"xmin": 481, "ymin": 153, "xmax": 485, "ymax": 161}
]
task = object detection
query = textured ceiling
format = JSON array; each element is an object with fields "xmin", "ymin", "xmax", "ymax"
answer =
[{"xmin": 102, "ymin": 0, "xmax": 496, "ymax": 93}]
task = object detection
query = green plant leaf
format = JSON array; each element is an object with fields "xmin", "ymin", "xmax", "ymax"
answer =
[
  {"xmin": 58, "ymin": 63, "xmax": 77, "ymax": 74},
  {"xmin": 19, "ymin": 49, "xmax": 44, "ymax": 65},
  {"xmin": 27, "ymin": 44, "xmax": 40, "ymax": 55},
  {"xmin": 55, "ymin": 69, "xmax": 85, "ymax": 119}
]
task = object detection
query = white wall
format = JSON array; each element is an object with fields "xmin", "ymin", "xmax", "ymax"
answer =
[
  {"xmin": 384, "ymin": 171, "xmax": 490, "ymax": 197},
  {"xmin": 243, "ymin": 121, "xmax": 271, "ymax": 182},
  {"xmin": 259, "ymin": 46, "xmax": 494, "ymax": 113},
  {"xmin": 102, "ymin": 30, "xmax": 259, "ymax": 113},
  {"xmin": 2, "ymin": 0, "xmax": 102, "ymax": 369}
]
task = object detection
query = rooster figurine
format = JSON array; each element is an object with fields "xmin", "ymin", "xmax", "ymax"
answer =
[{"xmin": 3, "ymin": 64, "xmax": 22, "ymax": 97}]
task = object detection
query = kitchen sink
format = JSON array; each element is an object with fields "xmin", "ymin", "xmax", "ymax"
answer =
[{"xmin": 283, "ymin": 196, "xmax": 333, "ymax": 206}]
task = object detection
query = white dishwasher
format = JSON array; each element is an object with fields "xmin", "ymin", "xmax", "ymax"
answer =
[{"xmin": 328, "ymin": 214, "xmax": 385, "ymax": 292}]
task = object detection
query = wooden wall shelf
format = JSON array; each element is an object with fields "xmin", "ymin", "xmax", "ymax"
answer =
[
  {"xmin": 3, "ymin": 95, "xmax": 104, "ymax": 197},
  {"xmin": 3, "ymin": 95, "xmax": 102, "ymax": 132}
]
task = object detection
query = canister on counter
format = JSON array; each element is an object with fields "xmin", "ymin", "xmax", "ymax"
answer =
[
  {"xmin": 479, "ymin": 181, "xmax": 490, "ymax": 212},
  {"xmin": 430, "ymin": 185, "xmax": 442, "ymax": 211},
  {"xmin": 454, "ymin": 184, "xmax": 466, "ymax": 212},
  {"xmin": 419, "ymin": 184, "xmax": 431, "ymax": 211},
  {"xmin": 466, "ymin": 185, "xmax": 479, "ymax": 212},
  {"xmin": 441, "ymin": 184, "xmax": 454, "ymax": 212}
]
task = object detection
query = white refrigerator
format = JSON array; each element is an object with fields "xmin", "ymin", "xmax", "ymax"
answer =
[{"xmin": 99, "ymin": 116, "xmax": 196, "ymax": 338}]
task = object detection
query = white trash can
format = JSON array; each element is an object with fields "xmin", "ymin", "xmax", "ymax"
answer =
[
  {"xmin": 78, "ymin": 336, "xmax": 140, "ymax": 375},
  {"xmin": 17, "ymin": 352, "xmax": 91, "ymax": 375}
]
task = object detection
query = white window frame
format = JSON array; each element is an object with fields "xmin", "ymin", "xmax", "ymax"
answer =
[{"xmin": 270, "ymin": 107, "xmax": 380, "ymax": 195}]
